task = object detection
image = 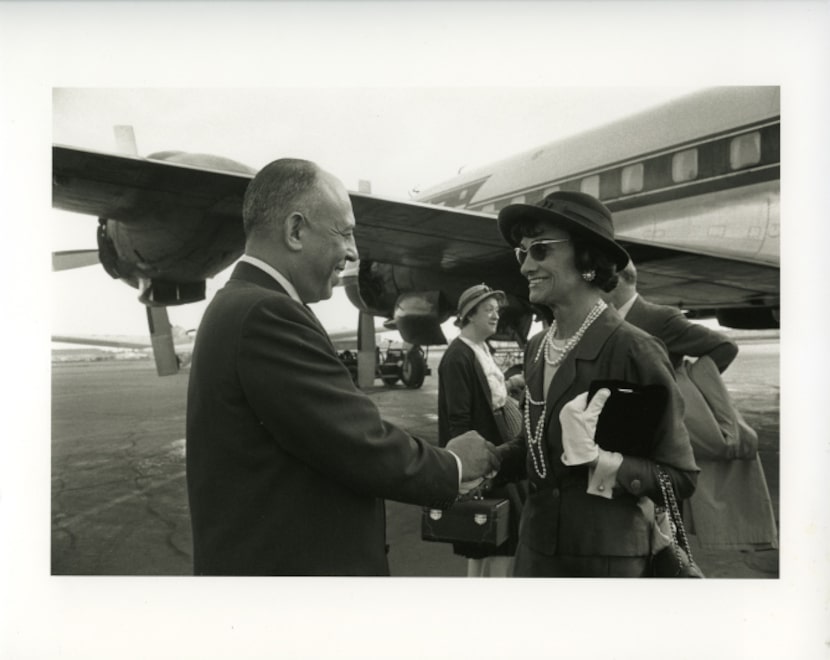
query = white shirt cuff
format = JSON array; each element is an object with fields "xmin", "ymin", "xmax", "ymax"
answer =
[
  {"xmin": 587, "ymin": 450, "xmax": 623, "ymax": 499},
  {"xmin": 448, "ymin": 450, "xmax": 463, "ymax": 489}
]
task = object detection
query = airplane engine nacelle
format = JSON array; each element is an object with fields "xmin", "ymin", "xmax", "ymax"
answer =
[
  {"xmin": 393, "ymin": 291, "xmax": 452, "ymax": 346},
  {"xmin": 342, "ymin": 259, "xmax": 536, "ymax": 346},
  {"xmin": 342, "ymin": 260, "xmax": 400, "ymax": 317},
  {"xmin": 716, "ymin": 307, "xmax": 780, "ymax": 330},
  {"xmin": 342, "ymin": 260, "xmax": 454, "ymax": 345}
]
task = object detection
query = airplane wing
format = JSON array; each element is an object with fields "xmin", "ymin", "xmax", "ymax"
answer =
[
  {"xmin": 51, "ymin": 335, "xmax": 152, "ymax": 349},
  {"xmin": 52, "ymin": 145, "xmax": 525, "ymax": 294},
  {"xmin": 53, "ymin": 145, "xmax": 513, "ymax": 276},
  {"xmin": 349, "ymin": 191, "xmax": 779, "ymax": 317},
  {"xmin": 52, "ymin": 334, "xmax": 195, "ymax": 352},
  {"xmin": 53, "ymin": 145, "xmax": 779, "ymax": 329},
  {"xmin": 616, "ymin": 240, "xmax": 779, "ymax": 313},
  {"xmin": 53, "ymin": 145, "xmax": 252, "ymax": 221}
]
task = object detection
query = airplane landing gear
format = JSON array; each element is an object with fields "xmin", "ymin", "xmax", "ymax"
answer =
[{"xmin": 400, "ymin": 346, "xmax": 427, "ymax": 389}]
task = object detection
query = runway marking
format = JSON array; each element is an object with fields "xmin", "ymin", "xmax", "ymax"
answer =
[{"xmin": 54, "ymin": 469, "xmax": 187, "ymax": 529}]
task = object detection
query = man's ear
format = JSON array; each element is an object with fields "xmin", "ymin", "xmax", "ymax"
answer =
[{"xmin": 283, "ymin": 212, "xmax": 305, "ymax": 252}]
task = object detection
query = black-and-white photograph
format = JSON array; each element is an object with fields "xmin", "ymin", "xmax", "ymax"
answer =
[
  {"xmin": 50, "ymin": 85, "xmax": 780, "ymax": 580},
  {"xmin": 3, "ymin": 2, "xmax": 828, "ymax": 658}
]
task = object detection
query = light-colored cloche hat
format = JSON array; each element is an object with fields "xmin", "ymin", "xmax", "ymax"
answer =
[
  {"xmin": 497, "ymin": 190, "xmax": 630, "ymax": 270},
  {"xmin": 455, "ymin": 284, "xmax": 507, "ymax": 325}
]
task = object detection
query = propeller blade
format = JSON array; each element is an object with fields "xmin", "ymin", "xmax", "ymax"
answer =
[
  {"xmin": 146, "ymin": 305, "xmax": 180, "ymax": 376},
  {"xmin": 52, "ymin": 249, "xmax": 99, "ymax": 271}
]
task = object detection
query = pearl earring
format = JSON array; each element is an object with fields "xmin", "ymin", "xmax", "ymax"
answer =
[{"xmin": 582, "ymin": 270, "xmax": 596, "ymax": 282}]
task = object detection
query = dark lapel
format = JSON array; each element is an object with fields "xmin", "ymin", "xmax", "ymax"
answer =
[{"xmin": 542, "ymin": 307, "xmax": 624, "ymax": 428}]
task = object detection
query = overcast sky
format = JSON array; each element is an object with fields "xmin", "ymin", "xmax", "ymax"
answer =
[{"xmin": 51, "ymin": 86, "xmax": 704, "ymax": 338}]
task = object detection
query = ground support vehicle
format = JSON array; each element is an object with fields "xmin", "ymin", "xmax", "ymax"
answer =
[{"xmin": 338, "ymin": 341, "xmax": 430, "ymax": 389}]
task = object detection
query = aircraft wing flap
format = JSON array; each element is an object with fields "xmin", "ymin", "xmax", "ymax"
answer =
[{"xmin": 622, "ymin": 239, "xmax": 779, "ymax": 309}]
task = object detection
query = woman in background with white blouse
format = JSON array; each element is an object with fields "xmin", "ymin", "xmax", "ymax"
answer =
[{"xmin": 437, "ymin": 284, "xmax": 524, "ymax": 577}]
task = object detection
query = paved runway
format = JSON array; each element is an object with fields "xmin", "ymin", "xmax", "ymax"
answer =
[{"xmin": 51, "ymin": 331, "xmax": 779, "ymax": 577}]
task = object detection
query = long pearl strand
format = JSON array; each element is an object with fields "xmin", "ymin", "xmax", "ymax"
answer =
[
  {"xmin": 524, "ymin": 298, "xmax": 607, "ymax": 478},
  {"xmin": 524, "ymin": 389, "xmax": 549, "ymax": 478}
]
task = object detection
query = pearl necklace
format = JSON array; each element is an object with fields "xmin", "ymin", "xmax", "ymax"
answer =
[
  {"xmin": 524, "ymin": 298, "xmax": 607, "ymax": 478},
  {"xmin": 532, "ymin": 299, "xmax": 607, "ymax": 367},
  {"xmin": 524, "ymin": 389, "xmax": 549, "ymax": 478}
]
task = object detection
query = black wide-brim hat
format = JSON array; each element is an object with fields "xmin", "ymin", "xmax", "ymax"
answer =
[{"xmin": 498, "ymin": 191, "xmax": 630, "ymax": 270}]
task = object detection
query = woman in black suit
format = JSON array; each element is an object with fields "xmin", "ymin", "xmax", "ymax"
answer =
[
  {"xmin": 495, "ymin": 191, "xmax": 699, "ymax": 578},
  {"xmin": 438, "ymin": 284, "xmax": 524, "ymax": 577}
]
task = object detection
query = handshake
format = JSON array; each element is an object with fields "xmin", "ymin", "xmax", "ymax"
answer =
[{"xmin": 444, "ymin": 431, "xmax": 511, "ymax": 495}]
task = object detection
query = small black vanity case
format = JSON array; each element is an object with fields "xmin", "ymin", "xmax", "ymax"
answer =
[{"xmin": 421, "ymin": 498, "xmax": 510, "ymax": 548}]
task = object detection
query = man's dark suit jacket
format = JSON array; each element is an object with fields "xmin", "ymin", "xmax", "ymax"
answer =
[
  {"xmin": 625, "ymin": 296, "xmax": 738, "ymax": 372},
  {"xmin": 186, "ymin": 261, "xmax": 458, "ymax": 576}
]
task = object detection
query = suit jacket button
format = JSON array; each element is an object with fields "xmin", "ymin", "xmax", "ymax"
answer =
[
  {"xmin": 630, "ymin": 479, "xmax": 642, "ymax": 493},
  {"xmin": 551, "ymin": 488, "xmax": 560, "ymax": 498}
]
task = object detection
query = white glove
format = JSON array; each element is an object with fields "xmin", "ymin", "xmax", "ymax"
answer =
[{"xmin": 559, "ymin": 389, "xmax": 611, "ymax": 466}]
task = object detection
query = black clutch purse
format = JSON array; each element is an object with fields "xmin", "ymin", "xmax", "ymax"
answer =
[{"xmin": 587, "ymin": 380, "xmax": 667, "ymax": 457}]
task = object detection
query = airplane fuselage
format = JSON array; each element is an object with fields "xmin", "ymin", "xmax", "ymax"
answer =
[{"xmin": 416, "ymin": 86, "xmax": 779, "ymax": 271}]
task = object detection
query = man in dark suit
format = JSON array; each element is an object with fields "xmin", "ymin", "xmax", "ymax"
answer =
[
  {"xmin": 186, "ymin": 158, "xmax": 499, "ymax": 576},
  {"xmin": 604, "ymin": 261, "xmax": 778, "ymax": 552},
  {"xmin": 603, "ymin": 261, "xmax": 738, "ymax": 372}
]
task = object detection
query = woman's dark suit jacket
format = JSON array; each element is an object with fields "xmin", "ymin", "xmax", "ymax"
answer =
[
  {"xmin": 186, "ymin": 262, "xmax": 458, "ymax": 576},
  {"xmin": 438, "ymin": 337, "xmax": 523, "ymax": 557},
  {"xmin": 501, "ymin": 307, "xmax": 699, "ymax": 570}
]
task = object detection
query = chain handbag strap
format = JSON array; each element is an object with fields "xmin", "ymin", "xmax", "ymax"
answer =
[{"xmin": 656, "ymin": 466, "xmax": 696, "ymax": 568}]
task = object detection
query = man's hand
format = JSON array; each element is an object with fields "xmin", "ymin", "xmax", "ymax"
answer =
[
  {"xmin": 458, "ymin": 477, "xmax": 485, "ymax": 497},
  {"xmin": 446, "ymin": 431, "xmax": 500, "ymax": 481},
  {"xmin": 559, "ymin": 388, "xmax": 611, "ymax": 466}
]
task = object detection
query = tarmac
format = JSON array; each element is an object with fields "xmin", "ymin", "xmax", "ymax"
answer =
[{"xmin": 50, "ymin": 332, "xmax": 780, "ymax": 578}]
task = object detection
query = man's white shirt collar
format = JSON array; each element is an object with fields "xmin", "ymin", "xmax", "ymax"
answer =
[
  {"xmin": 617, "ymin": 292, "xmax": 639, "ymax": 319},
  {"xmin": 238, "ymin": 255, "xmax": 301, "ymax": 303}
]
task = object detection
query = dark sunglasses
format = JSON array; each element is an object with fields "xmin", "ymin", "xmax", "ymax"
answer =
[{"xmin": 514, "ymin": 239, "xmax": 570, "ymax": 265}]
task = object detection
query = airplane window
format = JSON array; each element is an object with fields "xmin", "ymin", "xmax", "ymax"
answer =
[
  {"xmin": 512, "ymin": 194, "xmax": 526, "ymax": 204},
  {"xmin": 621, "ymin": 163, "xmax": 644, "ymax": 193},
  {"xmin": 672, "ymin": 149, "xmax": 698, "ymax": 182},
  {"xmin": 580, "ymin": 175, "xmax": 600, "ymax": 197},
  {"xmin": 543, "ymin": 185, "xmax": 561, "ymax": 196},
  {"xmin": 730, "ymin": 132, "xmax": 762, "ymax": 170}
]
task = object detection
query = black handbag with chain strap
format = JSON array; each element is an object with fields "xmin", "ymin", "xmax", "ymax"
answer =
[{"xmin": 651, "ymin": 466, "xmax": 705, "ymax": 578}]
